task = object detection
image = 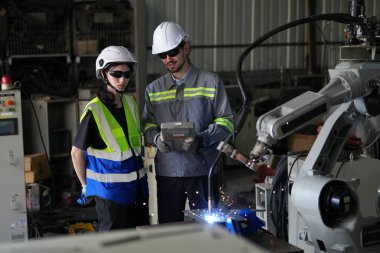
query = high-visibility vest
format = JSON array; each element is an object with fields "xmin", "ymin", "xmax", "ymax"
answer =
[{"xmin": 82, "ymin": 95, "xmax": 148, "ymax": 204}]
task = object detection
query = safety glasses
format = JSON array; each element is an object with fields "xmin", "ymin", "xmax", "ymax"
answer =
[
  {"xmin": 158, "ymin": 41, "xmax": 185, "ymax": 59},
  {"xmin": 108, "ymin": 70, "xmax": 132, "ymax": 79}
]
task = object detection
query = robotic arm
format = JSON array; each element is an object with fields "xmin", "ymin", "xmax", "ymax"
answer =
[
  {"xmin": 250, "ymin": 63, "xmax": 377, "ymax": 163},
  {"xmin": 219, "ymin": 63, "xmax": 379, "ymax": 171}
]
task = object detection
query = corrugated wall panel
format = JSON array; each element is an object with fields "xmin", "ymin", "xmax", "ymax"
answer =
[
  {"xmin": 145, "ymin": 0, "xmax": 380, "ymax": 75},
  {"xmin": 260, "ymin": 0, "xmax": 270, "ymax": 70},
  {"xmin": 274, "ymin": 0, "xmax": 287, "ymax": 70}
]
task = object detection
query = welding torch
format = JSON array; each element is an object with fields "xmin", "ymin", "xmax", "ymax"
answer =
[{"xmin": 216, "ymin": 141, "xmax": 258, "ymax": 172}]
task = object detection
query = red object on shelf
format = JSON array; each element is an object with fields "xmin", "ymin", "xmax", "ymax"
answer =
[
  {"xmin": 1, "ymin": 74, "xmax": 13, "ymax": 90},
  {"xmin": 1, "ymin": 74, "xmax": 12, "ymax": 85}
]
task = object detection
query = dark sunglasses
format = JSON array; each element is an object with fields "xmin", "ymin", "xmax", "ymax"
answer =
[
  {"xmin": 108, "ymin": 70, "xmax": 132, "ymax": 79},
  {"xmin": 158, "ymin": 41, "xmax": 185, "ymax": 59}
]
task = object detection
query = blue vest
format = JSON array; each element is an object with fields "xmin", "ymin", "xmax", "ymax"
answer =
[{"xmin": 82, "ymin": 95, "xmax": 148, "ymax": 204}]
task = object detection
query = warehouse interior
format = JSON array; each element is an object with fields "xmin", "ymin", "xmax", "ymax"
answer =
[{"xmin": 1, "ymin": 0, "xmax": 380, "ymax": 252}]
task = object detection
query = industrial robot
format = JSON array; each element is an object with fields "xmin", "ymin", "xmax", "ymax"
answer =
[{"xmin": 218, "ymin": 1, "xmax": 380, "ymax": 252}]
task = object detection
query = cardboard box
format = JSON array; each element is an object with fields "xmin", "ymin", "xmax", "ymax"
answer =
[
  {"xmin": 24, "ymin": 153, "xmax": 51, "ymax": 183},
  {"xmin": 288, "ymin": 134, "xmax": 317, "ymax": 152},
  {"xmin": 75, "ymin": 39, "xmax": 98, "ymax": 54}
]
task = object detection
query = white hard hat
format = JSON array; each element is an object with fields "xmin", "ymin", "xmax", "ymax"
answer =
[
  {"xmin": 152, "ymin": 21, "xmax": 189, "ymax": 54},
  {"xmin": 96, "ymin": 46, "xmax": 137, "ymax": 79}
]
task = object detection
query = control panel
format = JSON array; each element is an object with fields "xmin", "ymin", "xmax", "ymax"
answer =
[
  {"xmin": 0, "ymin": 94, "xmax": 17, "ymax": 112},
  {"xmin": 0, "ymin": 90, "xmax": 28, "ymax": 242}
]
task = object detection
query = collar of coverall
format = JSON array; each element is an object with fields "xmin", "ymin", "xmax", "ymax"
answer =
[
  {"xmin": 171, "ymin": 64, "xmax": 191, "ymax": 85},
  {"xmin": 164, "ymin": 64, "xmax": 198, "ymax": 90}
]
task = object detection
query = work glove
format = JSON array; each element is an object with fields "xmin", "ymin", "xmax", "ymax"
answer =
[
  {"xmin": 154, "ymin": 133, "xmax": 171, "ymax": 153},
  {"xmin": 182, "ymin": 136, "xmax": 203, "ymax": 152},
  {"xmin": 76, "ymin": 186, "xmax": 87, "ymax": 205}
]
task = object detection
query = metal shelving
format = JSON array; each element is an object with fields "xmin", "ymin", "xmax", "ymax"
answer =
[
  {"xmin": 7, "ymin": 2, "xmax": 71, "ymax": 58},
  {"xmin": 5, "ymin": 0, "xmax": 136, "ymax": 93},
  {"xmin": 72, "ymin": 0, "xmax": 134, "ymax": 87}
]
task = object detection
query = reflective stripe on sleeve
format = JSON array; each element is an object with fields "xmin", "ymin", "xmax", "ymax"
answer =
[
  {"xmin": 214, "ymin": 118, "xmax": 234, "ymax": 133},
  {"xmin": 144, "ymin": 123, "xmax": 158, "ymax": 133}
]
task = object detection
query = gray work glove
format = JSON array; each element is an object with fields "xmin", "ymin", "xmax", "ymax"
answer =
[
  {"xmin": 182, "ymin": 136, "xmax": 203, "ymax": 152},
  {"xmin": 154, "ymin": 133, "xmax": 171, "ymax": 153}
]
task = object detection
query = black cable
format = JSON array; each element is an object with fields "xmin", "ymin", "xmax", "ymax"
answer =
[
  {"xmin": 28, "ymin": 99, "xmax": 49, "ymax": 160},
  {"xmin": 315, "ymin": 21, "xmax": 333, "ymax": 74},
  {"xmin": 335, "ymin": 159, "xmax": 348, "ymax": 178},
  {"xmin": 287, "ymin": 151, "xmax": 309, "ymax": 180},
  {"xmin": 269, "ymin": 156, "xmax": 288, "ymax": 240},
  {"xmin": 235, "ymin": 13, "xmax": 370, "ymax": 135},
  {"xmin": 268, "ymin": 151, "xmax": 309, "ymax": 240},
  {"xmin": 207, "ymin": 133, "xmax": 233, "ymax": 209}
]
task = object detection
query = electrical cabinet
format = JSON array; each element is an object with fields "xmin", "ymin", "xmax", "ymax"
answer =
[
  {"xmin": 0, "ymin": 90, "xmax": 28, "ymax": 242},
  {"xmin": 22, "ymin": 97, "xmax": 78, "ymax": 185}
]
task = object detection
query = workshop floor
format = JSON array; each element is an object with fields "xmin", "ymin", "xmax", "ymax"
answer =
[
  {"xmin": 220, "ymin": 165, "xmax": 257, "ymax": 209},
  {"xmin": 28, "ymin": 164, "xmax": 257, "ymax": 238}
]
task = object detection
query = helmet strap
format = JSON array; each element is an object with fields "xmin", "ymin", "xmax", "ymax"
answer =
[{"xmin": 104, "ymin": 76, "xmax": 125, "ymax": 94}]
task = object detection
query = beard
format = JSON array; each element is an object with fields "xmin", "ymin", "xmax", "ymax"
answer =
[{"xmin": 166, "ymin": 58, "xmax": 186, "ymax": 74}]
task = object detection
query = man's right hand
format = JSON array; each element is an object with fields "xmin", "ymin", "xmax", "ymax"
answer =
[{"xmin": 155, "ymin": 133, "xmax": 171, "ymax": 153}]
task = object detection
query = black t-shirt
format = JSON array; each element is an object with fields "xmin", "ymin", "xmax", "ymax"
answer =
[{"xmin": 73, "ymin": 97, "xmax": 130, "ymax": 150}]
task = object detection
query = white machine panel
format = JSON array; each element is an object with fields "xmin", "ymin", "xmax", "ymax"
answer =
[
  {"xmin": 0, "ymin": 90, "xmax": 28, "ymax": 241},
  {"xmin": 255, "ymin": 178, "xmax": 276, "ymax": 235},
  {"xmin": 288, "ymin": 155, "xmax": 380, "ymax": 253}
]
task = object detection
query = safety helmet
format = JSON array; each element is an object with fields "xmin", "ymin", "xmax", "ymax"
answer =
[
  {"xmin": 96, "ymin": 46, "xmax": 137, "ymax": 79},
  {"xmin": 152, "ymin": 21, "xmax": 189, "ymax": 54}
]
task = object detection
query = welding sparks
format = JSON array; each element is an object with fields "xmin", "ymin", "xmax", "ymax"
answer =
[
  {"xmin": 204, "ymin": 214, "xmax": 219, "ymax": 224},
  {"xmin": 203, "ymin": 211, "xmax": 225, "ymax": 224}
]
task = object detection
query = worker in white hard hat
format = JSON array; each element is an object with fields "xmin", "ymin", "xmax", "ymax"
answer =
[
  {"xmin": 142, "ymin": 22, "xmax": 234, "ymax": 223},
  {"xmin": 71, "ymin": 46, "xmax": 149, "ymax": 231}
]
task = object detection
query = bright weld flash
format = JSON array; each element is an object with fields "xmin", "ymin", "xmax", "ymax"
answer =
[{"xmin": 204, "ymin": 214, "xmax": 219, "ymax": 224}]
